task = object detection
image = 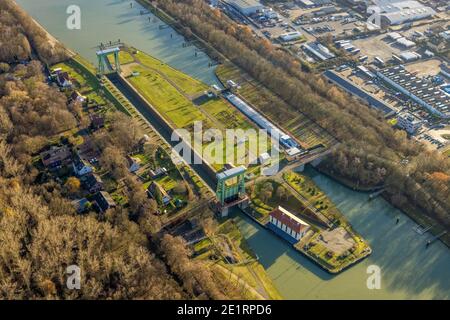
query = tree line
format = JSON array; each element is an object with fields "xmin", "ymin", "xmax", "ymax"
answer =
[
  {"xmin": 150, "ymin": 0, "xmax": 450, "ymax": 230},
  {"xmin": 0, "ymin": 1, "xmax": 246, "ymax": 299}
]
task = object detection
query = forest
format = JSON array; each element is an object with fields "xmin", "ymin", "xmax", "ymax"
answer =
[
  {"xmin": 150, "ymin": 0, "xmax": 450, "ymax": 232},
  {"xmin": 0, "ymin": 0, "xmax": 244, "ymax": 299}
]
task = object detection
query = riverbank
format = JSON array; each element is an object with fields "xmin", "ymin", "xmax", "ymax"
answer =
[
  {"xmin": 242, "ymin": 172, "xmax": 371, "ymax": 274},
  {"xmin": 315, "ymin": 164, "xmax": 450, "ymax": 248},
  {"xmin": 248, "ymin": 214, "xmax": 372, "ymax": 274}
]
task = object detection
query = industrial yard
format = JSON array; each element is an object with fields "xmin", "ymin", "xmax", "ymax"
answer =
[{"xmin": 210, "ymin": 0, "xmax": 450, "ymax": 153}]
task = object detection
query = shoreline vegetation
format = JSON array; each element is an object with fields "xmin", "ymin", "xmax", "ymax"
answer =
[
  {"xmin": 1, "ymin": 0, "xmax": 70, "ymax": 64},
  {"xmin": 140, "ymin": 0, "xmax": 449, "ymax": 248},
  {"xmin": 0, "ymin": 0, "xmax": 283, "ymax": 299},
  {"xmin": 244, "ymin": 171, "xmax": 371, "ymax": 274}
]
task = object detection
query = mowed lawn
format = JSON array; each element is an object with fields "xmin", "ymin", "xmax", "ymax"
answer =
[
  {"xmin": 134, "ymin": 51, "xmax": 207, "ymax": 96},
  {"xmin": 128, "ymin": 65, "xmax": 210, "ymax": 129},
  {"xmin": 108, "ymin": 51, "xmax": 135, "ymax": 65},
  {"xmin": 127, "ymin": 50, "xmax": 269, "ymax": 171}
]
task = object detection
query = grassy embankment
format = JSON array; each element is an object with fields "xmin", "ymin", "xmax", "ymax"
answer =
[
  {"xmin": 215, "ymin": 63, "xmax": 338, "ymax": 151},
  {"xmin": 193, "ymin": 218, "xmax": 282, "ymax": 300},
  {"xmin": 115, "ymin": 49, "xmax": 270, "ymax": 173}
]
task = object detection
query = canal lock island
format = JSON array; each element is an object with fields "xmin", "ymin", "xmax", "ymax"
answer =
[{"xmin": 1, "ymin": 0, "xmax": 449, "ymax": 300}]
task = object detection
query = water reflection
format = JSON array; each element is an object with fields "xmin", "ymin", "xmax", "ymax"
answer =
[
  {"xmin": 16, "ymin": 0, "xmax": 221, "ymax": 86},
  {"xmin": 16, "ymin": 0, "xmax": 450, "ymax": 300},
  {"xmin": 233, "ymin": 166, "xmax": 449, "ymax": 299}
]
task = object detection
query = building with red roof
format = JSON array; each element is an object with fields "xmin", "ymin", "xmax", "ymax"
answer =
[{"xmin": 269, "ymin": 206, "xmax": 310, "ymax": 241}]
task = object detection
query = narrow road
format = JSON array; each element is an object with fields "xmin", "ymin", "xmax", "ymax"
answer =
[{"xmin": 213, "ymin": 264, "xmax": 267, "ymax": 300}]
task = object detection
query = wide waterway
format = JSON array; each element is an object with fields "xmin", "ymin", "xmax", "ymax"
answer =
[{"xmin": 16, "ymin": 0, "xmax": 450, "ymax": 299}]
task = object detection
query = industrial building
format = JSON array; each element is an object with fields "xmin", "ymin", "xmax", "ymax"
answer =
[
  {"xmin": 369, "ymin": 0, "xmax": 436, "ymax": 26},
  {"xmin": 302, "ymin": 42, "xmax": 336, "ymax": 61},
  {"xmin": 223, "ymin": 92, "xmax": 303, "ymax": 157},
  {"xmin": 225, "ymin": 0, "xmax": 264, "ymax": 15},
  {"xmin": 323, "ymin": 70, "xmax": 396, "ymax": 116},
  {"xmin": 396, "ymin": 112, "xmax": 422, "ymax": 134},
  {"xmin": 398, "ymin": 51, "xmax": 421, "ymax": 62},
  {"xmin": 377, "ymin": 66, "xmax": 450, "ymax": 118},
  {"xmin": 279, "ymin": 31, "xmax": 303, "ymax": 42}
]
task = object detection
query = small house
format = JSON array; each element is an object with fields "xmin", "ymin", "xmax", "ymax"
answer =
[
  {"xmin": 89, "ymin": 114, "xmax": 105, "ymax": 130},
  {"xmin": 127, "ymin": 156, "xmax": 141, "ymax": 173},
  {"xmin": 147, "ymin": 182, "xmax": 171, "ymax": 206},
  {"xmin": 73, "ymin": 154, "xmax": 93, "ymax": 176},
  {"xmin": 56, "ymin": 71, "xmax": 72, "ymax": 88},
  {"xmin": 258, "ymin": 152, "xmax": 271, "ymax": 165},
  {"xmin": 82, "ymin": 173, "xmax": 104, "ymax": 194},
  {"xmin": 149, "ymin": 167, "xmax": 168, "ymax": 179},
  {"xmin": 40, "ymin": 146, "xmax": 72, "ymax": 169},
  {"xmin": 70, "ymin": 90, "xmax": 86, "ymax": 104},
  {"xmin": 92, "ymin": 191, "xmax": 116, "ymax": 212},
  {"xmin": 269, "ymin": 206, "xmax": 310, "ymax": 242}
]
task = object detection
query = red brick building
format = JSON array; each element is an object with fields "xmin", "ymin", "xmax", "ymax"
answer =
[{"xmin": 269, "ymin": 206, "xmax": 310, "ymax": 241}]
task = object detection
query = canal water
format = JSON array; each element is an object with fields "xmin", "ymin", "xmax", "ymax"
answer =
[
  {"xmin": 16, "ymin": 0, "xmax": 221, "ymax": 86},
  {"xmin": 17, "ymin": 0, "xmax": 450, "ymax": 300},
  {"xmin": 233, "ymin": 166, "xmax": 450, "ymax": 299}
]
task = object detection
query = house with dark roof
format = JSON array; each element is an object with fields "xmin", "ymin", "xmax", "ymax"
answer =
[
  {"xmin": 70, "ymin": 90, "xmax": 86, "ymax": 104},
  {"xmin": 147, "ymin": 182, "xmax": 171, "ymax": 206},
  {"xmin": 89, "ymin": 114, "xmax": 105, "ymax": 130},
  {"xmin": 82, "ymin": 173, "xmax": 104, "ymax": 194},
  {"xmin": 40, "ymin": 146, "xmax": 72, "ymax": 169},
  {"xmin": 92, "ymin": 191, "xmax": 116, "ymax": 212},
  {"xmin": 71, "ymin": 198, "xmax": 90, "ymax": 213},
  {"xmin": 56, "ymin": 71, "xmax": 72, "ymax": 88},
  {"xmin": 72, "ymin": 153, "xmax": 93, "ymax": 176}
]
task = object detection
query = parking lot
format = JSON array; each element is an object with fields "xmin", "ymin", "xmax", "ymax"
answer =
[
  {"xmin": 418, "ymin": 128, "xmax": 450, "ymax": 150},
  {"xmin": 353, "ymin": 33, "xmax": 406, "ymax": 61}
]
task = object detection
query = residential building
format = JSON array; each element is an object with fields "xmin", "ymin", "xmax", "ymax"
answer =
[
  {"xmin": 127, "ymin": 156, "xmax": 141, "ymax": 173},
  {"xmin": 56, "ymin": 71, "xmax": 72, "ymax": 88},
  {"xmin": 82, "ymin": 173, "xmax": 104, "ymax": 194},
  {"xmin": 147, "ymin": 182, "xmax": 171, "ymax": 206},
  {"xmin": 40, "ymin": 146, "xmax": 72, "ymax": 169},
  {"xmin": 72, "ymin": 154, "xmax": 93, "ymax": 176},
  {"xmin": 149, "ymin": 167, "xmax": 168, "ymax": 179},
  {"xmin": 93, "ymin": 191, "xmax": 116, "ymax": 212},
  {"xmin": 70, "ymin": 90, "xmax": 86, "ymax": 104},
  {"xmin": 269, "ymin": 206, "xmax": 310, "ymax": 242}
]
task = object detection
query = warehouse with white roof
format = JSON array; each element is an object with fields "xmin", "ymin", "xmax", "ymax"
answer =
[
  {"xmin": 369, "ymin": 0, "xmax": 436, "ymax": 26},
  {"xmin": 225, "ymin": 0, "xmax": 264, "ymax": 15}
]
